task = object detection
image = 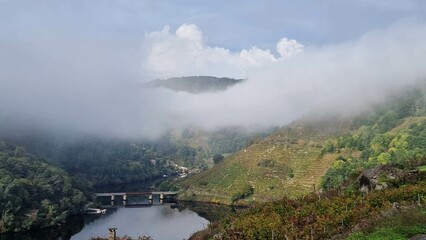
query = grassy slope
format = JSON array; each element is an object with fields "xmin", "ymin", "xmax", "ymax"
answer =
[{"xmin": 178, "ymin": 118, "xmax": 353, "ymax": 204}]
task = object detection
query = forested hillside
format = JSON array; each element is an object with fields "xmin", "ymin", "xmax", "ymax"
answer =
[
  {"xmin": 0, "ymin": 142, "xmax": 86, "ymax": 233},
  {"xmin": 55, "ymin": 139, "xmax": 172, "ymax": 186},
  {"xmin": 0, "ymin": 135, "xmax": 175, "ymax": 187},
  {"xmin": 0, "ymin": 125, "xmax": 266, "ymax": 194},
  {"xmin": 322, "ymin": 87, "xmax": 426, "ymax": 189}
]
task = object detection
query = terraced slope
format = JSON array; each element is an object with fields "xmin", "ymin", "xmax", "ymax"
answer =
[{"xmin": 178, "ymin": 119, "xmax": 352, "ymax": 204}]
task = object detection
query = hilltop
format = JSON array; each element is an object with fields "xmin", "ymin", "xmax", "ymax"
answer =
[{"xmin": 143, "ymin": 76, "xmax": 244, "ymax": 93}]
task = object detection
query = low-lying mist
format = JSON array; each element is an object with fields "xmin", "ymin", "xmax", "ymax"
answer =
[{"xmin": 1, "ymin": 19, "xmax": 426, "ymax": 140}]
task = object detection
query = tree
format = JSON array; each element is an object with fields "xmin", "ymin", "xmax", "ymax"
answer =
[{"xmin": 213, "ymin": 154, "xmax": 224, "ymax": 164}]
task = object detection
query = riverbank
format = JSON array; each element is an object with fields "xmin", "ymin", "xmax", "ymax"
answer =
[
  {"xmin": 177, "ymin": 187, "xmax": 281, "ymax": 206},
  {"xmin": 0, "ymin": 214, "xmax": 85, "ymax": 240}
]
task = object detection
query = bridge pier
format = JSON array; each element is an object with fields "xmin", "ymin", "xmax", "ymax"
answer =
[
  {"xmin": 160, "ymin": 193, "xmax": 164, "ymax": 205},
  {"xmin": 95, "ymin": 191, "xmax": 178, "ymax": 206},
  {"xmin": 123, "ymin": 194, "xmax": 127, "ymax": 206},
  {"xmin": 111, "ymin": 195, "xmax": 115, "ymax": 206}
]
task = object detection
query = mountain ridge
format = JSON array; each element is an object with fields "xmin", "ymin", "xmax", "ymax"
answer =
[{"xmin": 143, "ymin": 76, "xmax": 244, "ymax": 93}]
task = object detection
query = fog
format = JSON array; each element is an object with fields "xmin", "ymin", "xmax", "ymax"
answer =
[{"xmin": 1, "ymin": 18, "xmax": 426, "ymax": 139}]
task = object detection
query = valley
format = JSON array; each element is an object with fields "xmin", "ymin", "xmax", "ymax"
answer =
[
  {"xmin": 2, "ymin": 2, "xmax": 426, "ymax": 238},
  {"xmin": 1, "ymin": 84, "xmax": 426, "ymax": 239}
]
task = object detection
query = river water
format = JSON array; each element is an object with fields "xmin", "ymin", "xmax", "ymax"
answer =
[
  {"xmin": 70, "ymin": 199, "xmax": 241, "ymax": 240},
  {"xmin": 0, "ymin": 202, "xmax": 212, "ymax": 240},
  {"xmin": 71, "ymin": 204, "xmax": 209, "ymax": 240}
]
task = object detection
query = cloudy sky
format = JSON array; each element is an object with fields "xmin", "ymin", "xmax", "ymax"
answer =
[
  {"xmin": 2, "ymin": 1, "xmax": 425, "ymax": 47},
  {"xmin": 1, "ymin": 0, "xmax": 426, "ymax": 138}
]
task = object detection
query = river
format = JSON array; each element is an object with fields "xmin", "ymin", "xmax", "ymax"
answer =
[
  {"xmin": 70, "ymin": 199, "xmax": 240, "ymax": 240},
  {"xmin": 0, "ymin": 203, "xmax": 212, "ymax": 240},
  {"xmin": 71, "ymin": 204, "xmax": 209, "ymax": 240}
]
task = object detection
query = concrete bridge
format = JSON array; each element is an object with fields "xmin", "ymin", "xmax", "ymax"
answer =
[{"xmin": 95, "ymin": 191, "xmax": 178, "ymax": 207}]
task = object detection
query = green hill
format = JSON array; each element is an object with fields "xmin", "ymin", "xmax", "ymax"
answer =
[
  {"xmin": 143, "ymin": 76, "xmax": 244, "ymax": 93},
  {"xmin": 0, "ymin": 142, "xmax": 86, "ymax": 233},
  {"xmin": 178, "ymin": 85, "xmax": 426, "ymax": 205}
]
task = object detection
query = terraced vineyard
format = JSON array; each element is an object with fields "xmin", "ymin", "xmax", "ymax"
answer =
[{"xmin": 178, "ymin": 119, "xmax": 351, "ymax": 204}]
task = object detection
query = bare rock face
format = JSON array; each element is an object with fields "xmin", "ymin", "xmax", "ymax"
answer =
[
  {"xmin": 410, "ymin": 234, "xmax": 426, "ymax": 240},
  {"xmin": 359, "ymin": 165, "xmax": 384, "ymax": 192},
  {"xmin": 358, "ymin": 164, "xmax": 425, "ymax": 192},
  {"xmin": 358, "ymin": 164, "xmax": 426, "ymax": 192}
]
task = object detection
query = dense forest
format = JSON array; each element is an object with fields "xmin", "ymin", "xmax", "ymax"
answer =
[
  {"xmin": 0, "ymin": 142, "xmax": 86, "ymax": 233},
  {"xmin": 0, "ymin": 135, "xmax": 174, "ymax": 187},
  {"xmin": 55, "ymin": 139, "xmax": 172, "ymax": 186}
]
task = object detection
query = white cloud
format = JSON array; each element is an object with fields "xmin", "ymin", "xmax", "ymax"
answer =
[
  {"xmin": 142, "ymin": 24, "xmax": 302, "ymax": 79},
  {"xmin": 276, "ymin": 37, "xmax": 304, "ymax": 58},
  {"xmin": 239, "ymin": 47, "xmax": 276, "ymax": 67},
  {"xmin": 175, "ymin": 24, "xmax": 203, "ymax": 43},
  {"xmin": 140, "ymin": 19, "xmax": 426, "ymax": 133},
  {"xmin": 2, "ymin": 19, "xmax": 426, "ymax": 140}
]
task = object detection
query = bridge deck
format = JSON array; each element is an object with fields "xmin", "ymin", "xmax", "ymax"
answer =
[{"xmin": 95, "ymin": 191, "xmax": 178, "ymax": 197}]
